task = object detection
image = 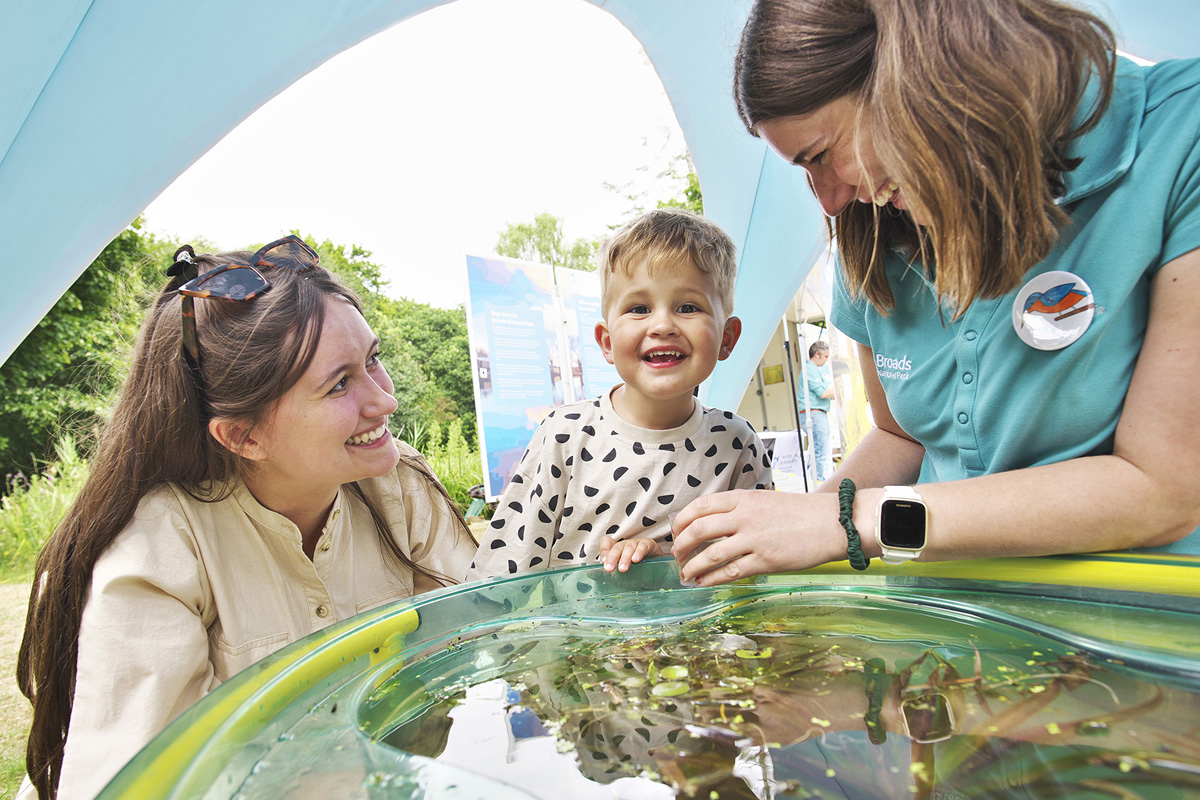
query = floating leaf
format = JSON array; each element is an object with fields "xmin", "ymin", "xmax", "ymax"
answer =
[
  {"xmin": 652, "ymin": 681, "xmax": 690, "ymax": 697},
  {"xmin": 735, "ymin": 647, "xmax": 774, "ymax": 659}
]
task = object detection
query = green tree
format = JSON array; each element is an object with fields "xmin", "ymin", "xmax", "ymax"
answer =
[
  {"xmin": 495, "ymin": 212, "xmax": 598, "ymax": 273},
  {"xmin": 0, "ymin": 220, "xmax": 175, "ymax": 481},
  {"xmin": 657, "ymin": 168, "xmax": 703, "ymax": 214}
]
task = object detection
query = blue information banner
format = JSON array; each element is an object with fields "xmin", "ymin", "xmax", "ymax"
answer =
[{"xmin": 465, "ymin": 255, "xmax": 619, "ymax": 498}]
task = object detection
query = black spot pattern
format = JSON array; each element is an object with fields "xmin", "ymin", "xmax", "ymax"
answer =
[{"xmin": 473, "ymin": 398, "xmax": 774, "ymax": 578}]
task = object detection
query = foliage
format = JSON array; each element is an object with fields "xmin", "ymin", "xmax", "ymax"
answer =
[
  {"xmin": 412, "ymin": 419, "xmax": 482, "ymax": 514},
  {"xmin": 495, "ymin": 212, "xmax": 598, "ymax": 273},
  {"xmin": 0, "ymin": 435, "xmax": 88, "ymax": 580},
  {"xmin": 605, "ymin": 149, "xmax": 703, "ymax": 219},
  {"xmin": 657, "ymin": 168, "xmax": 703, "ymax": 215},
  {"xmin": 0, "ymin": 220, "xmax": 176, "ymax": 481}
]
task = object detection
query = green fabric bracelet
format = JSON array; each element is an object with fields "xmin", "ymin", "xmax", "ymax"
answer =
[
  {"xmin": 838, "ymin": 478, "xmax": 870, "ymax": 571},
  {"xmin": 863, "ymin": 657, "xmax": 888, "ymax": 745}
]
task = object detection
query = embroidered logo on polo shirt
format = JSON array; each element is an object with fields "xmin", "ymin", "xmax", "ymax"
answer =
[
  {"xmin": 875, "ymin": 353, "xmax": 913, "ymax": 380},
  {"xmin": 1012, "ymin": 270, "xmax": 1095, "ymax": 351}
]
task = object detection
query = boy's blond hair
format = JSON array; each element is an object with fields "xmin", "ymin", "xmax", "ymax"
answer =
[{"xmin": 598, "ymin": 208, "xmax": 738, "ymax": 317}]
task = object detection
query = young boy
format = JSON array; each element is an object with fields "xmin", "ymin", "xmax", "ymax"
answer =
[{"xmin": 465, "ymin": 208, "xmax": 773, "ymax": 580}]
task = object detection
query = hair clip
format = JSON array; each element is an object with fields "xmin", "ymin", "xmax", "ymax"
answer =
[{"xmin": 167, "ymin": 245, "xmax": 198, "ymax": 280}]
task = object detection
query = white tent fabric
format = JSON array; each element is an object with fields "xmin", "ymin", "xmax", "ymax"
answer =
[{"xmin": 1, "ymin": 0, "xmax": 1196, "ymax": 409}]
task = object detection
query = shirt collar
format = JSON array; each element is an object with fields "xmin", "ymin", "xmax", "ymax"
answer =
[
  {"xmin": 232, "ymin": 479, "xmax": 346, "ymax": 541},
  {"xmin": 1059, "ymin": 57, "xmax": 1145, "ymax": 205}
]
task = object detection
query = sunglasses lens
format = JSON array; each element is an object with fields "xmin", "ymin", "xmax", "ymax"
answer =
[
  {"xmin": 256, "ymin": 237, "xmax": 319, "ymax": 271},
  {"xmin": 199, "ymin": 267, "xmax": 269, "ymax": 300}
]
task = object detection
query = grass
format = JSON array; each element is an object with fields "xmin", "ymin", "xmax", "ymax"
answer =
[
  {"xmin": 0, "ymin": 436, "xmax": 85, "ymax": 583},
  {"xmin": 0, "ymin": 583, "xmax": 31, "ymax": 799}
]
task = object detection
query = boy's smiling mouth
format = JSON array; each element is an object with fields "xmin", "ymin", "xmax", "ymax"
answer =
[{"xmin": 643, "ymin": 348, "xmax": 686, "ymax": 365}]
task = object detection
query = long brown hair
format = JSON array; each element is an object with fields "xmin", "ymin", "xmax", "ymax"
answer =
[
  {"xmin": 735, "ymin": 0, "xmax": 1116, "ymax": 316},
  {"xmin": 17, "ymin": 246, "xmax": 468, "ymax": 799}
]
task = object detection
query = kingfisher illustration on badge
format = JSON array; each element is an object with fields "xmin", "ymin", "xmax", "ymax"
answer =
[{"xmin": 1011, "ymin": 270, "xmax": 1095, "ymax": 350}]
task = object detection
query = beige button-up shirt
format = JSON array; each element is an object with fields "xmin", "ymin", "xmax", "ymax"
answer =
[{"xmin": 55, "ymin": 447, "xmax": 474, "ymax": 799}]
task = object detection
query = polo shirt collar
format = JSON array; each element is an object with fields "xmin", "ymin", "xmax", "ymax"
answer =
[{"xmin": 1059, "ymin": 58, "xmax": 1145, "ymax": 205}]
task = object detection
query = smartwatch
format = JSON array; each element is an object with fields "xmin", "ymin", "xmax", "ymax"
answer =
[{"xmin": 876, "ymin": 485, "xmax": 928, "ymax": 565}]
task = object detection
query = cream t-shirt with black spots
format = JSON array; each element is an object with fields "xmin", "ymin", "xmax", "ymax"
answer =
[{"xmin": 466, "ymin": 387, "xmax": 774, "ymax": 579}]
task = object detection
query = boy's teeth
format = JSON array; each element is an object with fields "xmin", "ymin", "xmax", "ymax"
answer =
[{"xmin": 348, "ymin": 423, "xmax": 387, "ymax": 446}]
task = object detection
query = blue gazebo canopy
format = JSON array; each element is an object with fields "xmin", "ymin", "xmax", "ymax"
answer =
[{"xmin": 1, "ymin": 0, "xmax": 1195, "ymax": 409}]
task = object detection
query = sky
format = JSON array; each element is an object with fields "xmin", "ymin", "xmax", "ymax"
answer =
[{"xmin": 140, "ymin": 0, "xmax": 689, "ymax": 310}]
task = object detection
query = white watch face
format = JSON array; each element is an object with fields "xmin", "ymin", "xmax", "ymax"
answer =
[{"xmin": 879, "ymin": 499, "xmax": 926, "ymax": 550}]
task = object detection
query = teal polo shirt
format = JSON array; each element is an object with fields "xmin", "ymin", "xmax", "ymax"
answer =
[
  {"xmin": 831, "ymin": 57, "xmax": 1200, "ymax": 555},
  {"xmin": 799, "ymin": 360, "xmax": 831, "ymax": 412}
]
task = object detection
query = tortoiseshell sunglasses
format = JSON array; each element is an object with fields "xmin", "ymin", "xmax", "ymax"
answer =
[{"xmin": 178, "ymin": 235, "xmax": 320, "ymax": 373}]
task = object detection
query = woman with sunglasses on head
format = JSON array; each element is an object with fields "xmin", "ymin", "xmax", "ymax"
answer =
[
  {"xmin": 673, "ymin": 0, "xmax": 1200, "ymax": 584},
  {"xmin": 18, "ymin": 237, "xmax": 477, "ymax": 800}
]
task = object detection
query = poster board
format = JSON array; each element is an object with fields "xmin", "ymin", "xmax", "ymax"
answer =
[{"xmin": 465, "ymin": 255, "xmax": 620, "ymax": 499}]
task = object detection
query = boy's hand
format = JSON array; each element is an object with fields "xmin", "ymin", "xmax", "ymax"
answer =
[{"xmin": 598, "ymin": 536, "xmax": 662, "ymax": 573}]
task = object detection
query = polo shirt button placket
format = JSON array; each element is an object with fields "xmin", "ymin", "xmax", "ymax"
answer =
[{"xmin": 953, "ymin": 308, "xmax": 994, "ymax": 474}]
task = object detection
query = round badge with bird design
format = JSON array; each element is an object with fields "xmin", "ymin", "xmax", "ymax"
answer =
[{"xmin": 1011, "ymin": 270, "xmax": 1096, "ymax": 351}]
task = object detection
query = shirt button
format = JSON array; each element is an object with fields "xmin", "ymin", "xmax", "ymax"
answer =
[
  {"xmin": 962, "ymin": 373, "xmax": 973, "ymax": 384},
  {"xmin": 315, "ymin": 605, "xmax": 329, "ymax": 618},
  {"xmin": 957, "ymin": 412, "xmax": 969, "ymax": 424},
  {"xmin": 320, "ymin": 541, "xmax": 331, "ymax": 553},
  {"xmin": 964, "ymin": 330, "xmax": 978, "ymax": 341}
]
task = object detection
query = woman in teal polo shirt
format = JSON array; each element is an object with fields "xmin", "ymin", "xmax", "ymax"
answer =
[{"xmin": 674, "ymin": 0, "xmax": 1200, "ymax": 585}]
